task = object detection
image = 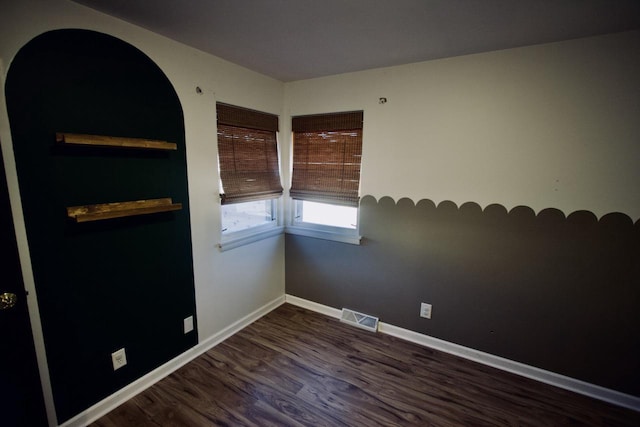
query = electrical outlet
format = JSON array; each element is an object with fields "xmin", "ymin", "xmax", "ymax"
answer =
[
  {"xmin": 420, "ymin": 302, "xmax": 432, "ymax": 319},
  {"xmin": 183, "ymin": 315, "xmax": 194, "ymax": 334},
  {"xmin": 111, "ymin": 348, "xmax": 127, "ymax": 371}
]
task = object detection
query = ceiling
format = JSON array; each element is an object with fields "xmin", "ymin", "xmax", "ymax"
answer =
[{"xmin": 72, "ymin": 0, "xmax": 640, "ymax": 82}]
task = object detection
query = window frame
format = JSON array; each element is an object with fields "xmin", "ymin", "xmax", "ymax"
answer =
[
  {"xmin": 287, "ymin": 199, "xmax": 361, "ymax": 245},
  {"xmin": 219, "ymin": 198, "xmax": 283, "ymax": 251},
  {"xmin": 221, "ymin": 198, "xmax": 277, "ymax": 234}
]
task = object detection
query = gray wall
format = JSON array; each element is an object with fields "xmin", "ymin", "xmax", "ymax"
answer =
[{"xmin": 286, "ymin": 195, "xmax": 640, "ymax": 397}]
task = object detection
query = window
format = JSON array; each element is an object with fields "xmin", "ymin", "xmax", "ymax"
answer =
[
  {"xmin": 221, "ymin": 199, "xmax": 275, "ymax": 234},
  {"xmin": 288, "ymin": 111, "xmax": 363, "ymax": 244},
  {"xmin": 295, "ymin": 200, "xmax": 357, "ymax": 229},
  {"xmin": 217, "ymin": 103, "xmax": 283, "ymax": 250}
]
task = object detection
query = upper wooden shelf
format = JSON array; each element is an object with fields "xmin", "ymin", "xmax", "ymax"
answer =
[
  {"xmin": 56, "ymin": 132, "xmax": 177, "ymax": 151},
  {"xmin": 67, "ymin": 198, "xmax": 182, "ymax": 223}
]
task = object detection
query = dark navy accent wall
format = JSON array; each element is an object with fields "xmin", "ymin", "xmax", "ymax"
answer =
[
  {"xmin": 6, "ymin": 30, "xmax": 197, "ymax": 423},
  {"xmin": 286, "ymin": 195, "xmax": 640, "ymax": 396}
]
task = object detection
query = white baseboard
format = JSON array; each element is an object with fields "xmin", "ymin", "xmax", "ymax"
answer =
[
  {"xmin": 285, "ymin": 294, "xmax": 342, "ymax": 318},
  {"xmin": 59, "ymin": 292, "xmax": 639, "ymax": 426},
  {"xmin": 285, "ymin": 294, "xmax": 640, "ymax": 413},
  {"xmin": 60, "ymin": 295, "xmax": 285, "ymax": 427}
]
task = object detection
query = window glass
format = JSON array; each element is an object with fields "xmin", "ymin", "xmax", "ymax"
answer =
[
  {"xmin": 296, "ymin": 201, "xmax": 357, "ymax": 229},
  {"xmin": 222, "ymin": 199, "xmax": 274, "ymax": 234}
]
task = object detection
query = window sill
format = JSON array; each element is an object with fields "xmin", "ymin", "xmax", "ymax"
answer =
[
  {"xmin": 218, "ymin": 225, "xmax": 284, "ymax": 252},
  {"xmin": 285, "ymin": 225, "xmax": 361, "ymax": 245}
]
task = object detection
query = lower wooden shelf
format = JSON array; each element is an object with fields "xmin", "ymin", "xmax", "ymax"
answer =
[{"xmin": 67, "ymin": 198, "xmax": 182, "ymax": 222}]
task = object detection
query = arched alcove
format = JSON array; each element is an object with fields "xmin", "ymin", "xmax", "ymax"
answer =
[{"xmin": 6, "ymin": 29, "xmax": 197, "ymax": 423}]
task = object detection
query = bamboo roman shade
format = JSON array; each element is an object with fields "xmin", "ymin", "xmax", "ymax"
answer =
[
  {"xmin": 217, "ymin": 103, "xmax": 282, "ymax": 204},
  {"xmin": 291, "ymin": 111, "xmax": 363, "ymax": 207}
]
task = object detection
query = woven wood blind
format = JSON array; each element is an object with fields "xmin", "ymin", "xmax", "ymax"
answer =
[
  {"xmin": 217, "ymin": 103, "xmax": 282, "ymax": 204},
  {"xmin": 291, "ymin": 111, "xmax": 363, "ymax": 207},
  {"xmin": 217, "ymin": 102, "xmax": 278, "ymax": 132}
]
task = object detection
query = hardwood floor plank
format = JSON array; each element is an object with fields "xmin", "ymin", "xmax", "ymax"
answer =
[
  {"xmin": 92, "ymin": 304, "xmax": 640, "ymax": 426},
  {"xmin": 237, "ymin": 331, "xmax": 437, "ymax": 425}
]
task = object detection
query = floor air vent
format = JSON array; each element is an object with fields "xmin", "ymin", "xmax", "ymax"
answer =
[{"xmin": 340, "ymin": 308, "xmax": 379, "ymax": 332}]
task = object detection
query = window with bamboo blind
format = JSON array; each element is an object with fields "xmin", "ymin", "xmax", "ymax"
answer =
[
  {"xmin": 216, "ymin": 103, "xmax": 283, "ymax": 249},
  {"xmin": 290, "ymin": 111, "xmax": 363, "ymax": 207},
  {"xmin": 217, "ymin": 103, "xmax": 282, "ymax": 204},
  {"xmin": 288, "ymin": 111, "xmax": 363, "ymax": 244}
]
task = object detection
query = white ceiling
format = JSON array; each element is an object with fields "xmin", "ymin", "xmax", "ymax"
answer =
[{"xmin": 73, "ymin": 0, "xmax": 640, "ymax": 82}]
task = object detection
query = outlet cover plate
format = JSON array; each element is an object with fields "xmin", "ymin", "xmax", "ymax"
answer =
[
  {"xmin": 111, "ymin": 348, "xmax": 127, "ymax": 371},
  {"xmin": 184, "ymin": 315, "xmax": 194, "ymax": 334},
  {"xmin": 420, "ymin": 302, "xmax": 432, "ymax": 319}
]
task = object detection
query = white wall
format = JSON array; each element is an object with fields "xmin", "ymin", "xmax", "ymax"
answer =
[
  {"xmin": 0, "ymin": 0, "xmax": 285, "ymax": 422},
  {"xmin": 284, "ymin": 30, "xmax": 640, "ymax": 220}
]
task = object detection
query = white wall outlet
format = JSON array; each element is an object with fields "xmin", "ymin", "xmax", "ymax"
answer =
[
  {"xmin": 420, "ymin": 302, "xmax": 432, "ymax": 319},
  {"xmin": 184, "ymin": 315, "xmax": 194, "ymax": 334},
  {"xmin": 111, "ymin": 348, "xmax": 127, "ymax": 371}
]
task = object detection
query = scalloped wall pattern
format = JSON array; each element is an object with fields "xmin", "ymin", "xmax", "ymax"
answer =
[{"xmin": 362, "ymin": 195, "xmax": 640, "ymax": 228}]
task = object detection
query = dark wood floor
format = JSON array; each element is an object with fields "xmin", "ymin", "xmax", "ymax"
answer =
[{"xmin": 92, "ymin": 303, "xmax": 639, "ymax": 426}]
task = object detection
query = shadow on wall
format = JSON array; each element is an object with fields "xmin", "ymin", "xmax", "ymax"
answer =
[{"xmin": 285, "ymin": 195, "xmax": 640, "ymax": 397}]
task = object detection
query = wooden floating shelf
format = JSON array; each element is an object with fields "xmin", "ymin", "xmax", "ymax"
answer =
[
  {"xmin": 67, "ymin": 198, "xmax": 182, "ymax": 223},
  {"xmin": 57, "ymin": 132, "xmax": 177, "ymax": 151}
]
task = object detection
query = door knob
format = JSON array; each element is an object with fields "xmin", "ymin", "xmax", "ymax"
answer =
[{"xmin": 0, "ymin": 292, "xmax": 17, "ymax": 310}]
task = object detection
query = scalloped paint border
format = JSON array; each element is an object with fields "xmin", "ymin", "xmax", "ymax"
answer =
[{"xmin": 360, "ymin": 195, "xmax": 640, "ymax": 229}]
